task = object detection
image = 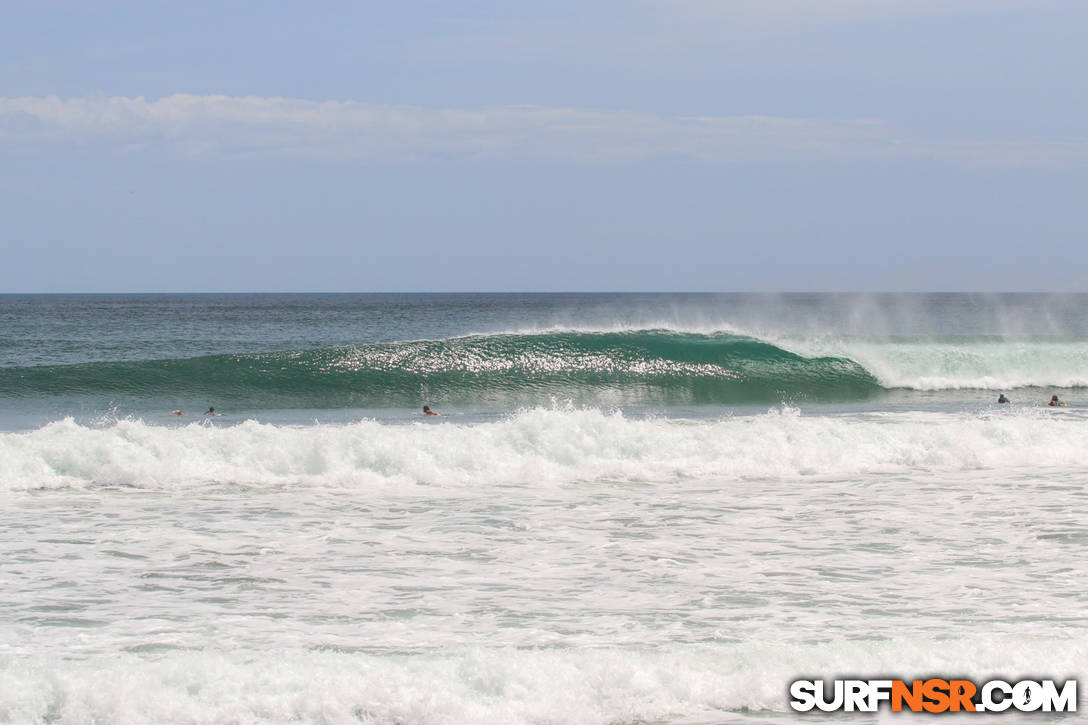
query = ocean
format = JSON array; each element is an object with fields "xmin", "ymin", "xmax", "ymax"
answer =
[{"xmin": 1, "ymin": 293, "xmax": 1085, "ymax": 723}]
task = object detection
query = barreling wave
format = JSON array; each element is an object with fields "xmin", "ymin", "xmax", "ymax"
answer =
[
  {"xmin": 3, "ymin": 330, "xmax": 1085, "ymax": 408},
  {"xmin": 0, "ymin": 330, "xmax": 880, "ymax": 407},
  {"xmin": 4, "ymin": 406, "xmax": 1087, "ymax": 492}
]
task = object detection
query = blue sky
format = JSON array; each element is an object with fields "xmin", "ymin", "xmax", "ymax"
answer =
[{"xmin": 2, "ymin": 0, "xmax": 1086, "ymax": 292}]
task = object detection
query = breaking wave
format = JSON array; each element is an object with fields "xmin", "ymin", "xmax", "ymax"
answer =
[
  {"xmin": 3, "ymin": 406, "xmax": 1087, "ymax": 492},
  {"xmin": 4, "ymin": 329, "xmax": 1085, "ymax": 410}
]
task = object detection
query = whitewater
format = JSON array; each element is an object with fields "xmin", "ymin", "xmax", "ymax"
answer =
[
  {"xmin": 3, "ymin": 406, "xmax": 1088, "ymax": 493},
  {"xmin": 1, "ymin": 293, "xmax": 1086, "ymax": 724}
]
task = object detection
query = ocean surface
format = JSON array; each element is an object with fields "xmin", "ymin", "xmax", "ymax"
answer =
[{"xmin": 1, "ymin": 293, "xmax": 1086, "ymax": 724}]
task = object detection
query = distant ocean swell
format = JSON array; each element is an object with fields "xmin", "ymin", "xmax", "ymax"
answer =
[
  {"xmin": 5, "ymin": 329, "xmax": 1084, "ymax": 408},
  {"xmin": 3, "ymin": 407, "xmax": 1087, "ymax": 492}
]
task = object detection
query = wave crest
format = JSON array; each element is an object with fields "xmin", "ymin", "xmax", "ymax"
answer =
[
  {"xmin": 0, "ymin": 330, "xmax": 879, "ymax": 407},
  {"xmin": 4, "ymin": 330, "xmax": 1085, "ymax": 409}
]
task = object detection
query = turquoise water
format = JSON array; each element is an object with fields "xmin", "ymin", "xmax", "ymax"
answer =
[
  {"xmin": 3, "ymin": 293, "xmax": 1086, "ymax": 425},
  {"xmin": 1, "ymin": 293, "xmax": 1086, "ymax": 723}
]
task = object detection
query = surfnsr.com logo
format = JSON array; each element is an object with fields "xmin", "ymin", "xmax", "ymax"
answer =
[{"xmin": 789, "ymin": 678, "xmax": 1077, "ymax": 713}]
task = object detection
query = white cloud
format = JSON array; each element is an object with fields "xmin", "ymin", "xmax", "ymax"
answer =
[
  {"xmin": 664, "ymin": 0, "xmax": 1078, "ymax": 22},
  {"xmin": 1, "ymin": 94, "xmax": 1083, "ymax": 168}
]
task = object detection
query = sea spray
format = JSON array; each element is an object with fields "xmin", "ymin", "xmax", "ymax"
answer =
[{"xmin": 778, "ymin": 334, "xmax": 1088, "ymax": 390}]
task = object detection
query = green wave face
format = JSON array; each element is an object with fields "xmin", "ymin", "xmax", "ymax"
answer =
[{"xmin": 0, "ymin": 331, "xmax": 882, "ymax": 407}]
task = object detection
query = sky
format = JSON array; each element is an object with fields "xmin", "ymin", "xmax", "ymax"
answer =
[{"xmin": 1, "ymin": 0, "xmax": 1086, "ymax": 292}]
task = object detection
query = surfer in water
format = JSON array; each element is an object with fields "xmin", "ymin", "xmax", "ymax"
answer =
[
  {"xmin": 204, "ymin": 406, "xmax": 221, "ymax": 416},
  {"xmin": 1048, "ymin": 395, "xmax": 1067, "ymax": 407},
  {"xmin": 423, "ymin": 405, "xmax": 440, "ymax": 416},
  {"xmin": 997, "ymin": 394, "xmax": 1009, "ymax": 404},
  {"xmin": 171, "ymin": 409, "xmax": 184, "ymax": 416}
]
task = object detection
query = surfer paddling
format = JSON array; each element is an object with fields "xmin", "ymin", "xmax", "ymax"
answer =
[
  {"xmin": 1047, "ymin": 395, "xmax": 1068, "ymax": 407},
  {"xmin": 423, "ymin": 405, "xmax": 440, "ymax": 416}
]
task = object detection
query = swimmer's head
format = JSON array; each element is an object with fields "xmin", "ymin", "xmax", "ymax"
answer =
[{"xmin": 1052, "ymin": 395, "xmax": 1060, "ymax": 402}]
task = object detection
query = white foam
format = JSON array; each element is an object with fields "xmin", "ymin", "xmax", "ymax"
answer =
[
  {"xmin": 769, "ymin": 336, "xmax": 1088, "ymax": 390},
  {"xmin": 1, "ymin": 637, "xmax": 1083, "ymax": 725},
  {"xmin": 2, "ymin": 407, "xmax": 1087, "ymax": 492}
]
